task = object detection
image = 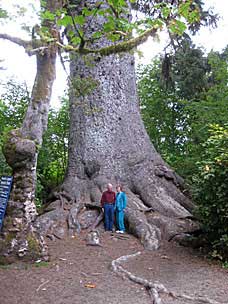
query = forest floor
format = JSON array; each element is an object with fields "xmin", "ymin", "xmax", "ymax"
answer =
[{"xmin": 0, "ymin": 231, "xmax": 228, "ymax": 304}]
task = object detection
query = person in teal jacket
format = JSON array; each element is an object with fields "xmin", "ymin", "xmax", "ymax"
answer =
[{"xmin": 115, "ymin": 185, "xmax": 127, "ymax": 233}]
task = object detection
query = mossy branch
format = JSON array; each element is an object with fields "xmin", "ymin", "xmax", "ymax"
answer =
[
  {"xmin": 0, "ymin": 25, "xmax": 159, "ymax": 58},
  {"xmin": 58, "ymin": 26, "xmax": 159, "ymax": 56}
]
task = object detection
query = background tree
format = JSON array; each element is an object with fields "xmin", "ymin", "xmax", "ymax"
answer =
[
  {"xmin": 137, "ymin": 58, "xmax": 190, "ymax": 173},
  {"xmin": 137, "ymin": 43, "xmax": 228, "ymax": 258},
  {"xmin": 137, "ymin": 42, "xmax": 228, "ymax": 180}
]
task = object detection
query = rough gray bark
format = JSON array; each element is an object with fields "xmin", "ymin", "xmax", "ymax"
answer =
[
  {"xmin": 59, "ymin": 0, "xmax": 197, "ymax": 249},
  {"xmin": 0, "ymin": 0, "xmax": 62, "ymax": 262}
]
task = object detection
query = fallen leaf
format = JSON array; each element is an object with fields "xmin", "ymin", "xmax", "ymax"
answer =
[{"xmin": 84, "ymin": 283, "xmax": 96, "ymax": 288}]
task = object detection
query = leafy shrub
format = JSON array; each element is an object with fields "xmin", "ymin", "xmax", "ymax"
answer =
[{"xmin": 193, "ymin": 124, "xmax": 228, "ymax": 259}]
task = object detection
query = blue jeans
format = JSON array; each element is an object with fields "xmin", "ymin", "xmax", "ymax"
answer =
[
  {"xmin": 104, "ymin": 203, "xmax": 114, "ymax": 231},
  {"xmin": 116, "ymin": 210, "xmax": 125, "ymax": 231}
]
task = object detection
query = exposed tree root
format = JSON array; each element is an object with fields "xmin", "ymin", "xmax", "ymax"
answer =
[
  {"xmin": 67, "ymin": 203, "xmax": 84, "ymax": 235},
  {"xmin": 111, "ymin": 252, "xmax": 224, "ymax": 304},
  {"xmin": 53, "ymin": 191, "xmax": 75, "ymax": 209},
  {"xmin": 90, "ymin": 212, "xmax": 104, "ymax": 230},
  {"xmin": 35, "ymin": 185, "xmax": 199, "ymax": 254}
]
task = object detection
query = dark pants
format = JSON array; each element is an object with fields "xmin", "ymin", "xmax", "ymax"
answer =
[{"xmin": 104, "ymin": 203, "xmax": 114, "ymax": 231}]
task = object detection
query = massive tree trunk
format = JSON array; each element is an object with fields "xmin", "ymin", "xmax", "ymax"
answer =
[
  {"xmin": 60, "ymin": 1, "xmax": 197, "ymax": 249},
  {"xmin": 0, "ymin": 0, "xmax": 61, "ymax": 262}
]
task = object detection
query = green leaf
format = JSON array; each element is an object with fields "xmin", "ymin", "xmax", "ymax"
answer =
[
  {"xmin": 74, "ymin": 15, "xmax": 85, "ymax": 26},
  {"xmin": 169, "ymin": 20, "xmax": 187, "ymax": 35},
  {"xmin": 107, "ymin": 33, "xmax": 121, "ymax": 42},
  {"xmin": 57, "ymin": 15, "xmax": 72, "ymax": 27},
  {"xmin": 41, "ymin": 10, "xmax": 56, "ymax": 21},
  {"xmin": 92, "ymin": 31, "xmax": 102, "ymax": 39},
  {"xmin": 70, "ymin": 36, "xmax": 82, "ymax": 46},
  {"xmin": 103, "ymin": 17, "xmax": 116, "ymax": 32},
  {"xmin": 82, "ymin": 7, "xmax": 93, "ymax": 17},
  {"xmin": 162, "ymin": 6, "xmax": 171, "ymax": 19},
  {"xmin": 178, "ymin": 1, "xmax": 191, "ymax": 19}
]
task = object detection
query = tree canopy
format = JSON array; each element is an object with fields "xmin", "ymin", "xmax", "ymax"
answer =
[{"xmin": 0, "ymin": 1, "xmax": 218, "ymax": 59}]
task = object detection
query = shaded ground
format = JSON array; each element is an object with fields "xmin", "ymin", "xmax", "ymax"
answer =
[
  {"xmin": 125, "ymin": 242, "xmax": 228, "ymax": 304},
  {"xmin": 0, "ymin": 232, "xmax": 227, "ymax": 304}
]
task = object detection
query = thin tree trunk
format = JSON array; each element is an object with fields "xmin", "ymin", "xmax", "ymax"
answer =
[{"xmin": 0, "ymin": 0, "xmax": 61, "ymax": 262}]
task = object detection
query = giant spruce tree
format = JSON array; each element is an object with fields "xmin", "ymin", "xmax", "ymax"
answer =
[{"xmin": 0, "ymin": 0, "xmax": 217, "ymax": 260}]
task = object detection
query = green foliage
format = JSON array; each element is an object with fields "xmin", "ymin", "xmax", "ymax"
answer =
[
  {"xmin": 0, "ymin": 80, "xmax": 29, "ymax": 128},
  {"xmin": 193, "ymin": 125, "xmax": 228, "ymax": 259},
  {"xmin": 0, "ymin": 7, "xmax": 8, "ymax": 19},
  {"xmin": 0, "ymin": 80, "xmax": 69, "ymax": 205},
  {"xmin": 222, "ymin": 261, "xmax": 228, "ymax": 269},
  {"xmin": 1, "ymin": 0, "xmax": 218, "ymax": 54},
  {"xmin": 137, "ymin": 42, "xmax": 228, "ymax": 181},
  {"xmin": 0, "ymin": 80, "xmax": 29, "ymax": 176},
  {"xmin": 35, "ymin": 174, "xmax": 44, "ymax": 212},
  {"xmin": 37, "ymin": 97, "xmax": 69, "ymax": 195},
  {"xmin": 137, "ymin": 59, "xmax": 188, "ymax": 156},
  {"xmin": 27, "ymin": 0, "xmax": 217, "ymax": 51},
  {"xmin": 169, "ymin": 39, "xmax": 209, "ymax": 100},
  {"xmin": 137, "ymin": 43, "xmax": 228, "ymax": 259}
]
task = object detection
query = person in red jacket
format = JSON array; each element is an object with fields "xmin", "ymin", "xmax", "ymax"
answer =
[{"xmin": 100, "ymin": 183, "xmax": 116, "ymax": 231}]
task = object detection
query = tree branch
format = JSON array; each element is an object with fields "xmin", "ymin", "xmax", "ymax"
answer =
[
  {"xmin": 1, "ymin": 24, "xmax": 159, "ymax": 59},
  {"xmin": 57, "ymin": 26, "xmax": 159, "ymax": 56},
  {"xmin": 0, "ymin": 33, "xmax": 55, "ymax": 56},
  {"xmin": 93, "ymin": 27, "xmax": 158, "ymax": 56},
  {"xmin": 26, "ymin": 46, "xmax": 49, "ymax": 56},
  {"xmin": 0, "ymin": 33, "xmax": 30, "ymax": 49}
]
